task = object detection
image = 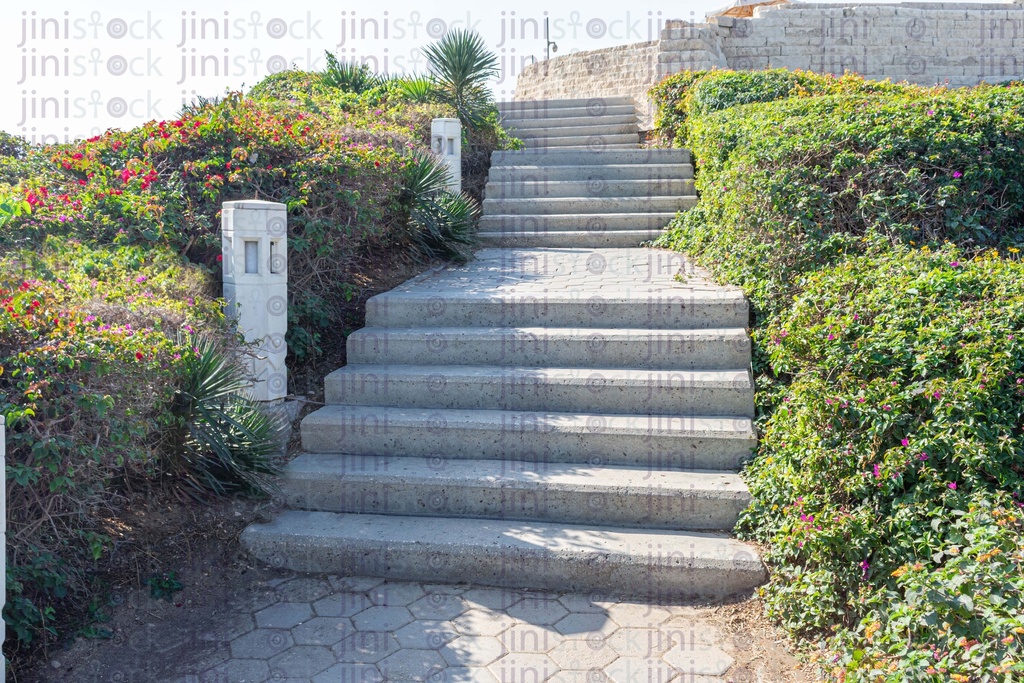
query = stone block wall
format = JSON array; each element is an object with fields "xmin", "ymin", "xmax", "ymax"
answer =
[{"xmin": 512, "ymin": 1, "xmax": 1024, "ymax": 130}]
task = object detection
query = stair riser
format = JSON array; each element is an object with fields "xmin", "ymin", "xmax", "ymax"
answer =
[
  {"xmin": 324, "ymin": 368, "xmax": 754, "ymax": 416},
  {"xmin": 510, "ymin": 134, "xmax": 639, "ymax": 148},
  {"xmin": 482, "ymin": 197, "xmax": 696, "ymax": 215},
  {"xmin": 487, "ymin": 165, "xmax": 694, "ymax": 182},
  {"xmin": 365, "ymin": 295, "xmax": 749, "ymax": 330},
  {"xmin": 241, "ymin": 523, "xmax": 766, "ymax": 600},
  {"xmin": 477, "ymin": 231, "xmax": 664, "ymax": 248},
  {"xmin": 500, "ymin": 105, "xmax": 635, "ymax": 119},
  {"xmin": 478, "ymin": 214, "xmax": 677, "ymax": 231},
  {"xmin": 485, "ymin": 179, "xmax": 695, "ymax": 199},
  {"xmin": 504, "ymin": 115, "xmax": 637, "ymax": 130},
  {"xmin": 491, "ymin": 149, "xmax": 691, "ymax": 165},
  {"xmin": 281, "ymin": 474, "xmax": 749, "ymax": 531},
  {"xmin": 511, "ymin": 124, "xmax": 638, "ymax": 138},
  {"xmin": 346, "ymin": 330, "xmax": 751, "ymax": 370}
]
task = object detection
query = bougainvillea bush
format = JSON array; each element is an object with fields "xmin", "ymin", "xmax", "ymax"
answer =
[{"xmin": 650, "ymin": 70, "xmax": 1024, "ymax": 682}]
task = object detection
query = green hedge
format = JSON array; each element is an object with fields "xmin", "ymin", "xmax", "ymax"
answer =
[{"xmin": 650, "ymin": 70, "xmax": 1024, "ymax": 682}]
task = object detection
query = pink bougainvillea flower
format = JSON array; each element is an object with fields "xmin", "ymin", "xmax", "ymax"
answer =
[
  {"xmin": 952, "ymin": 171, "xmax": 963, "ymax": 178},
  {"xmin": 948, "ymin": 482, "xmax": 957, "ymax": 490},
  {"xmin": 901, "ymin": 438, "xmax": 910, "ymax": 447}
]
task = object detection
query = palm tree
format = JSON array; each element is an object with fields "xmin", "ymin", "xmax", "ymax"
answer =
[{"xmin": 422, "ymin": 29, "xmax": 498, "ymax": 128}]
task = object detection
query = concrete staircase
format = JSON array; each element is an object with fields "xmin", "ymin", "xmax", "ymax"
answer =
[
  {"xmin": 241, "ymin": 97, "xmax": 766, "ymax": 602},
  {"xmin": 479, "ymin": 96, "xmax": 697, "ymax": 247}
]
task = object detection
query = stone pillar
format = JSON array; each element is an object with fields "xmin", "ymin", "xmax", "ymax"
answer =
[
  {"xmin": 430, "ymin": 118, "xmax": 462, "ymax": 193},
  {"xmin": 221, "ymin": 200, "xmax": 288, "ymax": 402}
]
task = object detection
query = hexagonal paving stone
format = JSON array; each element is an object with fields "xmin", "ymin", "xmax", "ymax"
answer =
[
  {"xmin": 378, "ymin": 648, "xmax": 448, "ymax": 681},
  {"xmin": 440, "ymin": 635, "xmax": 506, "ymax": 667},
  {"xmin": 393, "ymin": 619, "xmax": 461, "ymax": 650},
  {"xmin": 423, "ymin": 583, "xmax": 467, "ymax": 595},
  {"xmin": 549, "ymin": 638, "xmax": 618, "ymax": 670},
  {"xmin": 368, "ymin": 582, "xmax": 426, "ymax": 607},
  {"xmin": 291, "ymin": 616, "xmax": 354, "ymax": 646},
  {"xmin": 254, "ymin": 601, "xmax": 314, "ymax": 629},
  {"xmin": 499, "ymin": 624, "xmax": 564, "ymax": 654},
  {"xmin": 268, "ymin": 645, "xmax": 336, "ymax": 678},
  {"xmin": 660, "ymin": 618, "xmax": 722, "ymax": 651},
  {"xmin": 556, "ymin": 593, "xmax": 604, "ymax": 614},
  {"xmin": 353, "ymin": 605, "xmax": 416, "ymax": 632},
  {"xmin": 488, "ymin": 653, "xmax": 559, "ymax": 683},
  {"xmin": 506, "ymin": 596, "xmax": 569, "ymax": 626},
  {"xmin": 663, "ymin": 644, "xmax": 735, "ymax": 677},
  {"xmin": 603, "ymin": 603, "xmax": 671, "ymax": 629},
  {"xmin": 552, "ymin": 612, "xmax": 618, "ymax": 638},
  {"xmin": 330, "ymin": 575, "xmax": 386, "ymax": 593},
  {"xmin": 604, "ymin": 657, "xmax": 677, "ymax": 683},
  {"xmin": 229, "ymin": 628, "xmax": 293, "ymax": 659},
  {"xmin": 273, "ymin": 576, "xmax": 334, "ymax": 602},
  {"xmin": 409, "ymin": 592, "xmax": 470, "ymax": 621},
  {"xmin": 453, "ymin": 609, "xmax": 514, "ymax": 637},
  {"xmin": 607, "ymin": 628, "xmax": 673, "ymax": 658},
  {"xmin": 443, "ymin": 667, "xmax": 501, "ymax": 683},
  {"xmin": 228, "ymin": 588, "xmax": 281, "ymax": 613},
  {"xmin": 334, "ymin": 630, "xmax": 402, "ymax": 663},
  {"xmin": 313, "ymin": 591, "xmax": 374, "ymax": 618},
  {"xmin": 200, "ymin": 658, "xmax": 269, "ymax": 683},
  {"xmin": 546, "ymin": 670, "xmax": 608, "ymax": 683},
  {"xmin": 313, "ymin": 662, "xmax": 384, "ymax": 683},
  {"xmin": 462, "ymin": 587, "xmax": 522, "ymax": 610}
]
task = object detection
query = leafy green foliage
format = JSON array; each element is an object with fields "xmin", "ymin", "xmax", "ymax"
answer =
[
  {"xmin": 396, "ymin": 75, "xmax": 441, "ymax": 103},
  {"xmin": 144, "ymin": 571, "xmax": 184, "ymax": 601},
  {"xmin": 422, "ymin": 29, "xmax": 499, "ymax": 128},
  {"xmin": 648, "ymin": 70, "xmax": 1024, "ymax": 682},
  {"xmin": 401, "ymin": 153, "xmax": 478, "ymax": 260}
]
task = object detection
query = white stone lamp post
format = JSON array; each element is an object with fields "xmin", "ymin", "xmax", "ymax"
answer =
[
  {"xmin": 221, "ymin": 200, "xmax": 288, "ymax": 402},
  {"xmin": 431, "ymin": 118, "xmax": 462, "ymax": 193}
]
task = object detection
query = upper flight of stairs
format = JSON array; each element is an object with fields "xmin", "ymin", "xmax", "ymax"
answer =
[
  {"xmin": 479, "ymin": 96, "xmax": 697, "ymax": 248},
  {"xmin": 241, "ymin": 97, "xmax": 766, "ymax": 602}
]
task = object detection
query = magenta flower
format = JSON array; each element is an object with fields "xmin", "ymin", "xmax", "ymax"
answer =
[
  {"xmin": 873, "ymin": 464, "xmax": 881, "ymax": 478},
  {"xmin": 901, "ymin": 438, "xmax": 910, "ymax": 447},
  {"xmin": 952, "ymin": 171, "xmax": 963, "ymax": 179},
  {"xmin": 926, "ymin": 109, "xmax": 935, "ymax": 116},
  {"xmin": 860, "ymin": 559, "xmax": 870, "ymax": 577},
  {"xmin": 933, "ymin": 391, "xmax": 942, "ymax": 399},
  {"xmin": 918, "ymin": 452, "xmax": 929, "ymax": 461},
  {"xmin": 950, "ymin": 261, "xmax": 961, "ymax": 268},
  {"xmin": 883, "ymin": 405, "xmax": 892, "ymax": 411},
  {"xmin": 948, "ymin": 482, "xmax": 957, "ymax": 490},
  {"xmin": 827, "ymin": 333, "xmax": 835, "ymax": 340}
]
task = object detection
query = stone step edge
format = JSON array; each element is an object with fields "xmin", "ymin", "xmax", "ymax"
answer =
[
  {"xmin": 280, "ymin": 453, "xmax": 751, "ymax": 531},
  {"xmin": 240, "ymin": 510, "xmax": 766, "ymax": 599}
]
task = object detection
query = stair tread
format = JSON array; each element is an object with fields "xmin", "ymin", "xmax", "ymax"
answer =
[
  {"xmin": 331, "ymin": 364, "xmax": 752, "ymax": 384},
  {"xmin": 286, "ymin": 452, "xmax": 749, "ymax": 491},
  {"xmin": 304, "ymin": 403, "xmax": 753, "ymax": 436},
  {"xmin": 244, "ymin": 509, "xmax": 761, "ymax": 564}
]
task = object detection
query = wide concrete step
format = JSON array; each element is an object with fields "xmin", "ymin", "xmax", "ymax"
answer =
[
  {"xmin": 487, "ymin": 163, "xmax": 694, "ymax": 182},
  {"xmin": 240, "ymin": 510, "xmax": 766, "ymax": 600},
  {"xmin": 511, "ymin": 123, "xmax": 639, "ymax": 139},
  {"xmin": 346, "ymin": 326, "xmax": 751, "ymax": 370},
  {"xmin": 280, "ymin": 454, "xmax": 751, "ymax": 531},
  {"xmin": 301, "ymin": 405, "xmax": 756, "ymax": 470},
  {"xmin": 486, "ymin": 178, "xmax": 696, "ymax": 199},
  {"xmin": 477, "ymin": 230, "xmax": 667, "ymax": 248},
  {"xmin": 325, "ymin": 365, "xmax": 755, "ymax": 416},
  {"xmin": 492, "ymin": 149, "xmax": 691, "ymax": 166},
  {"xmin": 514, "ymin": 134, "xmax": 639, "ymax": 149},
  {"xmin": 478, "ymin": 212, "xmax": 679, "ymax": 232},
  {"xmin": 365, "ymin": 289, "xmax": 749, "ymax": 331},
  {"xmin": 482, "ymin": 196, "xmax": 697, "ymax": 215},
  {"xmin": 504, "ymin": 114, "xmax": 638, "ymax": 130},
  {"xmin": 503, "ymin": 105, "xmax": 638, "ymax": 121}
]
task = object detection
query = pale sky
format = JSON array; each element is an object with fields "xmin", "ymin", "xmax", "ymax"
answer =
[{"xmin": 0, "ymin": 0, "xmax": 1005, "ymax": 141}]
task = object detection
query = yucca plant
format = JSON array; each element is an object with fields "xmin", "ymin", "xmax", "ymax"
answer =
[
  {"xmin": 161, "ymin": 334, "xmax": 283, "ymax": 498},
  {"xmin": 321, "ymin": 52, "xmax": 382, "ymax": 93},
  {"xmin": 422, "ymin": 29, "xmax": 498, "ymax": 128},
  {"xmin": 396, "ymin": 75, "xmax": 440, "ymax": 103},
  {"xmin": 402, "ymin": 152, "xmax": 479, "ymax": 260}
]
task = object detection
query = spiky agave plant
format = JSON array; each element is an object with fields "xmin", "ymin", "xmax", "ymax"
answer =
[
  {"xmin": 402, "ymin": 152, "xmax": 479, "ymax": 260},
  {"xmin": 395, "ymin": 75, "xmax": 440, "ymax": 103},
  {"xmin": 320, "ymin": 51, "xmax": 383, "ymax": 93},
  {"xmin": 162, "ymin": 334, "xmax": 283, "ymax": 498},
  {"xmin": 422, "ymin": 29, "xmax": 498, "ymax": 128}
]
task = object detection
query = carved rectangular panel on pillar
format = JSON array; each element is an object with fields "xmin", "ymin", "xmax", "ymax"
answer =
[{"xmin": 221, "ymin": 199, "xmax": 288, "ymax": 402}]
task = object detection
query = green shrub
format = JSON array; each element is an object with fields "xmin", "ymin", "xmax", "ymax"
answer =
[
  {"xmin": 648, "ymin": 70, "xmax": 1024, "ymax": 682},
  {"xmin": 320, "ymin": 53, "xmax": 384, "ymax": 94}
]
